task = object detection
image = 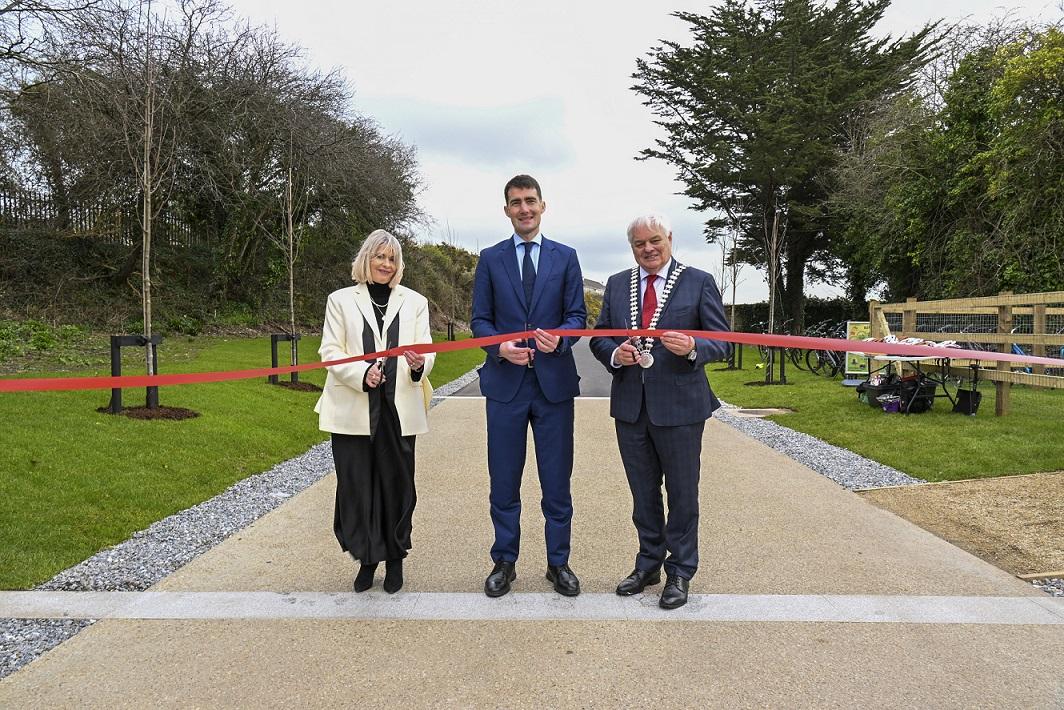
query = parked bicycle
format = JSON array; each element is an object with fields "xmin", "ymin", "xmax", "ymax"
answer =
[{"xmin": 805, "ymin": 321, "xmax": 848, "ymax": 377}]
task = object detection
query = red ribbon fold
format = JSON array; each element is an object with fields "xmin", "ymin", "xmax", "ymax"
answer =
[{"xmin": 1, "ymin": 329, "xmax": 1062, "ymax": 393}]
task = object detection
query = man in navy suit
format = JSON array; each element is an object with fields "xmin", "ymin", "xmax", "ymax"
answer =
[
  {"xmin": 589, "ymin": 213, "xmax": 730, "ymax": 609},
  {"xmin": 471, "ymin": 174, "xmax": 587, "ymax": 598}
]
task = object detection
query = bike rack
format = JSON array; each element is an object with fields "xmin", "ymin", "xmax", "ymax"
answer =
[
  {"xmin": 108, "ymin": 334, "xmax": 163, "ymax": 414},
  {"xmin": 268, "ymin": 333, "xmax": 301, "ymax": 385}
]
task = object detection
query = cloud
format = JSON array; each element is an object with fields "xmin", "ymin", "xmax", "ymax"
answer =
[{"xmin": 361, "ymin": 96, "xmax": 573, "ymax": 168}]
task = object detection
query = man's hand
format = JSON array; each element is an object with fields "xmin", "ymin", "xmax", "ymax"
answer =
[
  {"xmin": 402, "ymin": 349, "xmax": 425, "ymax": 371},
  {"xmin": 533, "ymin": 328, "xmax": 560, "ymax": 353},
  {"xmin": 614, "ymin": 338, "xmax": 641, "ymax": 367},
  {"xmin": 661, "ymin": 331, "xmax": 696, "ymax": 357},
  {"xmin": 500, "ymin": 339, "xmax": 534, "ymax": 366}
]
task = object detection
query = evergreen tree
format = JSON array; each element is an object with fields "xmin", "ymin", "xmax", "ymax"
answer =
[{"xmin": 632, "ymin": 0, "xmax": 936, "ymax": 328}]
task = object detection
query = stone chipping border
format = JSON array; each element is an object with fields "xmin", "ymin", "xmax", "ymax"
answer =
[
  {"xmin": 1031, "ymin": 578, "xmax": 1064, "ymax": 598},
  {"xmin": 713, "ymin": 405, "xmax": 924, "ymax": 490}
]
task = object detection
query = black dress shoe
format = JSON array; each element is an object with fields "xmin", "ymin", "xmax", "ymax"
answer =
[
  {"xmin": 545, "ymin": 564, "xmax": 580, "ymax": 597},
  {"xmin": 353, "ymin": 562, "xmax": 378, "ymax": 593},
  {"xmin": 615, "ymin": 567, "xmax": 662, "ymax": 596},
  {"xmin": 485, "ymin": 560, "xmax": 516, "ymax": 597},
  {"xmin": 383, "ymin": 559, "xmax": 403, "ymax": 594},
  {"xmin": 659, "ymin": 575, "xmax": 690, "ymax": 609}
]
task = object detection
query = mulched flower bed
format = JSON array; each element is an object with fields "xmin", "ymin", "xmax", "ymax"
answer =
[{"xmin": 96, "ymin": 406, "xmax": 200, "ymax": 420}]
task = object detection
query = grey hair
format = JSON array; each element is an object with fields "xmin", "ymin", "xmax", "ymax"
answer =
[
  {"xmin": 626, "ymin": 213, "xmax": 672, "ymax": 241},
  {"xmin": 351, "ymin": 229, "xmax": 405, "ymax": 285}
]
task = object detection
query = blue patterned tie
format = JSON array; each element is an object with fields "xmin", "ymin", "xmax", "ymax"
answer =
[{"xmin": 521, "ymin": 241, "xmax": 536, "ymax": 308}]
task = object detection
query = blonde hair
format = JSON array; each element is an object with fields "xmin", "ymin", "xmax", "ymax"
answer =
[{"xmin": 351, "ymin": 229, "xmax": 404, "ymax": 285}]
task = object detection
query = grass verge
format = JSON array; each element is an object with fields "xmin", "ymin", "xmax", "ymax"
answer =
[
  {"xmin": 707, "ymin": 346, "xmax": 1064, "ymax": 483},
  {"xmin": 0, "ymin": 332, "xmax": 483, "ymax": 589}
]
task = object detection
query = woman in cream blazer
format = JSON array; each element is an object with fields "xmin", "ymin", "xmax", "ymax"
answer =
[{"xmin": 315, "ymin": 229, "xmax": 435, "ymax": 594}]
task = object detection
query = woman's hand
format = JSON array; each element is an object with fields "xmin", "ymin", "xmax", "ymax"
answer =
[
  {"xmin": 403, "ymin": 350, "xmax": 425, "ymax": 371},
  {"xmin": 365, "ymin": 361, "xmax": 386, "ymax": 388}
]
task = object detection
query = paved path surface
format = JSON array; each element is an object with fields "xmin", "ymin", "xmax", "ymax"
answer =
[{"xmin": 2, "ymin": 343, "xmax": 1063, "ymax": 707}]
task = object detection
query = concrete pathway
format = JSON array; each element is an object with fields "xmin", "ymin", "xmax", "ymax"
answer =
[{"xmin": 2, "ymin": 343, "xmax": 1063, "ymax": 708}]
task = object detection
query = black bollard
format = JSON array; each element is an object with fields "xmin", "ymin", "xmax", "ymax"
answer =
[
  {"xmin": 108, "ymin": 334, "xmax": 163, "ymax": 413},
  {"xmin": 269, "ymin": 333, "xmax": 302, "ymax": 384}
]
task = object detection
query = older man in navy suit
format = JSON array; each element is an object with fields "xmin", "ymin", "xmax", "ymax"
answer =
[
  {"xmin": 589, "ymin": 213, "xmax": 730, "ymax": 609},
  {"xmin": 471, "ymin": 174, "xmax": 587, "ymax": 598}
]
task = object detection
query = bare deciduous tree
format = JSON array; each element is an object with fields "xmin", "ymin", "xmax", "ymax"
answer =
[{"xmin": 0, "ymin": 0, "xmax": 425, "ymax": 342}]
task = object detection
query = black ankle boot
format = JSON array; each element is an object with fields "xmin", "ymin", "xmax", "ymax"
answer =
[
  {"xmin": 353, "ymin": 562, "xmax": 378, "ymax": 592},
  {"xmin": 383, "ymin": 559, "xmax": 403, "ymax": 594}
]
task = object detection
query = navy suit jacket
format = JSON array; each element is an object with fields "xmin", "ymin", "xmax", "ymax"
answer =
[
  {"xmin": 589, "ymin": 264, "xmax": 730, "ymax": 426},
  {"xmin": 471, "ymin": 236, "xmax": 587, "ymax": 403}
]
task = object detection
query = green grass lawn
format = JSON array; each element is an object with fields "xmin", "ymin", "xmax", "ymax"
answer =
[
  {"xmin": 708, "ymin": 346, "xmax": 1064, "ymax": 483},
  {"xmin": 0, "ymin": 331, "xmax": 483, "ymax": 589}
]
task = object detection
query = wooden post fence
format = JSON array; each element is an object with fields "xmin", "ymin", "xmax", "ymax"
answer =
[{"xmin": 867, "ymin": 290, "xmax": 1064, "ymax": 416}]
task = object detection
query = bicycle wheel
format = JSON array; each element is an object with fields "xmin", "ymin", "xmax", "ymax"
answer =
[
  {"xmin": 805, "ymin": 349, "xmax": 825, "ymax": 375},
  {"xmin": 788, "ymin": 346, "xmax": 806, "ymax": 371},
  {"xmin": 827, "ymin": 351, "xmax": 845, "ymax": 377}
]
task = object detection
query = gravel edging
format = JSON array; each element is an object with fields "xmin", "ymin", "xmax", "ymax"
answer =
[
  {"xmin": 39, "ymin": 442, "xmax": 336, "ymax": 593},
  {"xmin": 713, "ymin": 404, "xmax": 924, "ymax": 490},
  {"xmin": 1, "ymin": 619, "xmax": 93, "ymax": 679},
  {"xmin": 428, "ymin": 365, "xmax": 481, "ymax": 403},
  {"xmin": 1030, "ymin": 578, "xmax": 1064, "ymax": 598},
  {"xmin": 1, "ymin": 367, "xmax": 481, "ymax": 680}
]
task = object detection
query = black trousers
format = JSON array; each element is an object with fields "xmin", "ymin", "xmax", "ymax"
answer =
[
  {"xmin": 331, "ymin": 402, "xmax": 416, "ymax": 565},
  {"xmin": 615, "ymin": 403, "xmax": 704, "ymax": 580}
]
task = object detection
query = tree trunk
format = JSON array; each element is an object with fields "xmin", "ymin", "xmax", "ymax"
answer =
[
  {"xmin": 142, "ymin": 86, "xmax": 154, "ymax": 385},
  {"xmin": 286, "ymin": 164, "xmax": 298, "ymax": 371},
  {"xmin": 764, "ymin": 208, "xmax": 780, "ymax": 384},
  {"xmin": 782, "ymin": 242, "xmax": 807, "ymax": 333}
]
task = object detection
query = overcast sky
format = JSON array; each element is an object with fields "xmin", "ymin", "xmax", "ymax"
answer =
[{"xmin": 228, "ymin": 0, "xmax": 1059, "ymax": 302}]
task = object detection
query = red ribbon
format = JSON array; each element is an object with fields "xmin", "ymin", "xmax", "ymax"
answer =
[{"xmin": 1, "ymin": 329, "xmax": 1061, "ymax": 393}]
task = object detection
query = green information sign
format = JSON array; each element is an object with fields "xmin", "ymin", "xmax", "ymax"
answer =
[{"xmin": 845, "ymin": 321, "xmax": 871, "ymax": 376}]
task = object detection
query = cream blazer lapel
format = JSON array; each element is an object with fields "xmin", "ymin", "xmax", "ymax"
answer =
[
  {"xmin": 352, "ymin": 283, "xmax": 406, "ymax": 350},
  {"xmin": 351, "ymin": 283, "xmax": 382, "ymax": 347},
  {"xmin": 383, "ymin": 287, "xmax": 406, "ymax": 339}
]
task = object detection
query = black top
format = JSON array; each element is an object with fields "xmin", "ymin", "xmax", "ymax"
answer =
[
  {"xmin": 367, "ymin": 281, "xmax": 391, "ymax": 332},
  {"xmin": 363, "ymin": 281, "xmax": 422, "ymax": 390}
]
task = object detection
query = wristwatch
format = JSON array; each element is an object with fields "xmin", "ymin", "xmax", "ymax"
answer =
[{"xmin": 686, "ymin": 345, "xmax": 698, "ymax": 362}]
